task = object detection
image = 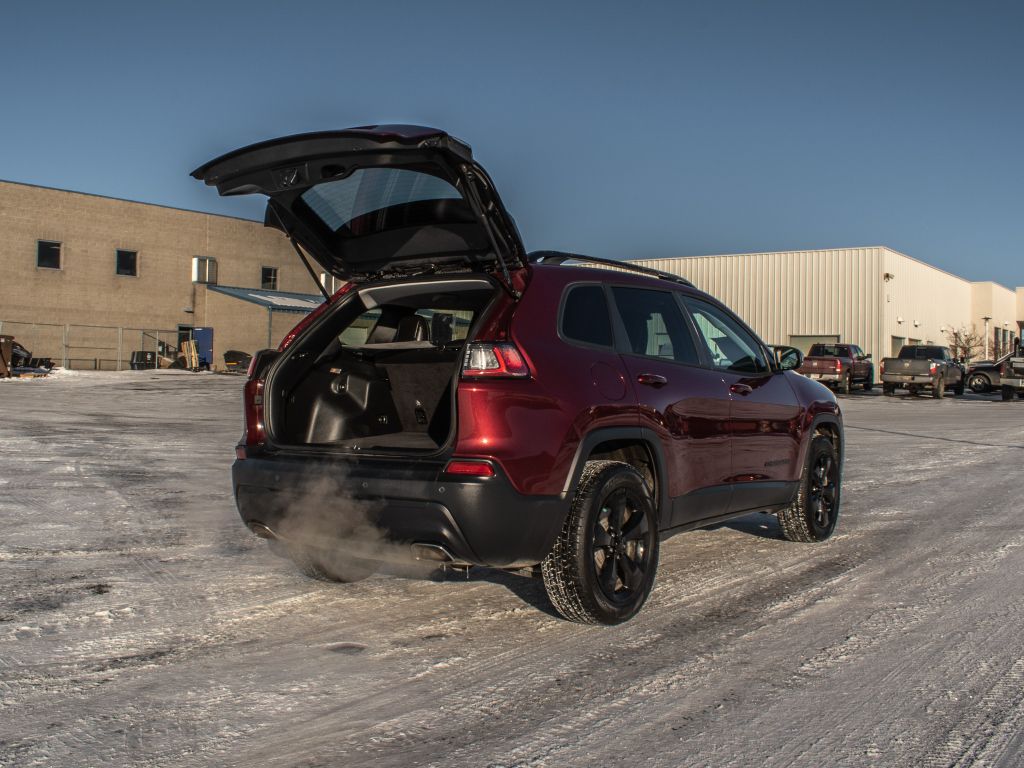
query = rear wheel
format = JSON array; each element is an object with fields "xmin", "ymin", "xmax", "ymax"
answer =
[
  {"xmin": 778, "ymin": 435, "xmax": 841, "ymax": 542},
  {"xmin": 541, "ymin": 460, "xmax": 659, "ymax": 625},
  {"xmin": 953, "ymin": 376, "xmax": 965, "ymax": 396},
  {"xmin": 968, "ymin": 373, "xmax": 991, "ymax": 393},
  {"xmin": 932, "ymin": 377, "xmax": 945, "ymax": 399},
  {"xmin": 882, "ymin": 383, "xmax": 896, "ymax": 396},
  {"xmin": 287, "ymin": 545, "xmax": 378, "ymax": 583},
  {"xmin": 839, "ymin": 372, "xmax": 851, "ymax": 395},
  {"xmin": 1003, "ymin": 386, "xmax": 1016, "ymax": 402}
]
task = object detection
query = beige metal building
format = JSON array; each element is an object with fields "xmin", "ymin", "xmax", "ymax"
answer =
[
  {"xmin": 634, "ymin": 247, "xmax": 1022, "ymax": 363},
  {"xmin": 0, "ymin": 180, "xmax": 321, "ymax": 369}
]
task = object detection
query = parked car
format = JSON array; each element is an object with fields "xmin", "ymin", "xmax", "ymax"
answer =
[
  {"xmin": 965, "ymin": 358, "xmax": 1002, "ymax": 393},
  {"xmin": 999, "ymin": 341, "xmax": 1024, "ymax": 401},
  {"xmin": 880, "ymin": 345, "xmax": 965, "ymax": 398},
  {"xmin": 192, "ymin": 125, "xmax": 845, "ymax": 625},
  {"xmin": 798, "ymin": 343, "xmax": 873, "ymax": 393}
]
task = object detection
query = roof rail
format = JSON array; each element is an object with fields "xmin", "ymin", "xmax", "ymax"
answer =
[{"xmin": 528, "ymin": 250, "xmax": 694, "ymax": 287}]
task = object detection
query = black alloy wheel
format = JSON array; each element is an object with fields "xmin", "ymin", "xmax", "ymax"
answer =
[
  {"xmin": 778, "ymin": 435, "xmax": 841, "ymax": 542},
  {"xmin": 542, "ymin": 460, "xmax": 659, "ymax": 624}
]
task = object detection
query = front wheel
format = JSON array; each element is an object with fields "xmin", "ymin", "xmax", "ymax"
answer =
[
  {"xmin": 953, "ymin": 376, "xmax": 965, "ymax": 396},
  {"xmin": 541, "ymin": 461, "xmax": 659, "ymax": 625},
  {"xmin": 778, "ymin": 435, "xmax": 841, "ymax": 542}
]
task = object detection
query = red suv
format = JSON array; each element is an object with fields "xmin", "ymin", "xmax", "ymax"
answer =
[{"xmin": 193, "ymin": 125, "xmax": 844, "ymax": 624}]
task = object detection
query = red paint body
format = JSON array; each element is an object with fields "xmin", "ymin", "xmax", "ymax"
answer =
[{"xmin": 453, "ymin": 264, "xmax": 839, "ymax": 504}]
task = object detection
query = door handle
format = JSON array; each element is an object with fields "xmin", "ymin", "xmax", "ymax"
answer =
[
  {"xmin": 637, "ymin": 373, "xmax": 668, "ymax": 387},
  {"xmin": 730, "ymin": 383, "xmax": 753, "ymax": 396}
]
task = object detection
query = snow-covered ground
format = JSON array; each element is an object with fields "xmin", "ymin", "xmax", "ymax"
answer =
[{"xmin": 1, "ymin": 371, "xmax": 1023, "ymax": 767}]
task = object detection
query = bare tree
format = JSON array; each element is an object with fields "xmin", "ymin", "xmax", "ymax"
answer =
[{"xmin": 945, "ymin": 325, "xmax": 985, "ymax": 362}]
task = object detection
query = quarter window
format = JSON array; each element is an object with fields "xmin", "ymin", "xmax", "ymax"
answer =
[
  {"xmin": 684, "ymin": 298, "xmax": 769, "ymax": 374},
  {"xmin": 561, "ymin": 285, "xmax": 613, "ymax": 347},
  {"xmin": 116, "ymin": 249, "xmax": 138, "ymax": 276},
  {"xmin": 261, "ymin": 266, "xmax": 278, "ymax": 290},
  {"xmin": 611, "ymin": 287, "xmax": 700, "ymax": 364},
  {"xmin": 37, "ymin": 240, "xmax": 61, "ymax": 269}
]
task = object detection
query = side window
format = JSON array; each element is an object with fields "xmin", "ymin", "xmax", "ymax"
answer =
[
  {"xmin": 683, "ymin": 298, "xmax": 770, "ymax": 374},
  {"xmin": 611, "ymin": 287, "xmax": 700, "ymax": 364},
  {"xmin": 414, "ymin": 308, "xmax": 474, "ymax": 343},
  {"xmin": 561, "ymin": 285, "xmax": 613, "ymax": 347}
]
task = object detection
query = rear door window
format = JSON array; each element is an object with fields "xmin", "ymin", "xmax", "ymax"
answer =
[
  {"xmin": 561, "ymin": 285, "xmax": 614, "ymax": 347},
  {"xmin": 683, "ymin": 298, "xmax": 770, "ymax": 374},
  {"xmin": 610, "ymin": 287, "xmax": 700, "ymax": 364}
]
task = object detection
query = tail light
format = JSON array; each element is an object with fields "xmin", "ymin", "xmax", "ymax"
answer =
[
  {"xmin": 277, "ymin": 281, "xmax": 356, "ymax": 352},
  {"xmin": 835, "ymin": 359, "xmax": 843, "ymax": 372},
  {"xmin": 929, "ymin": 362, "xmax": 938, "ymax": 374},
  {"xmin": 242, "ymin": 379, "xmax": 265, "ymax": 448},
  {"xmin": 461, "ymin": 342, "xmax": 530, "ymax": 378},
  {"xmin": 880, "ymin": 360, "xmax": 885, "ymax": 374}
]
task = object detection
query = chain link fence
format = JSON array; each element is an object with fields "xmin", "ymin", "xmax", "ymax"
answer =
[{"xmin": 0, "ymin": 320, "xmax": 179, "ymax": 370}]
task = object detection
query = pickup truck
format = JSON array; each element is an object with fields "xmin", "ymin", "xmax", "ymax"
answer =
[
  {"xmin": 798, "ymin": 343, "xmax": 874, "ymax": 393},
  {"xmin": 880, "ymin": 345, "xmax": 965, "ymax": 398},
  {"xmin": 999, "ymin": 342, "xmax": 1024, "ymax": 400}
]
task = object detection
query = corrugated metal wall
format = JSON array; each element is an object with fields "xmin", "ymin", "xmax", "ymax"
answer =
[{"xmin": 632, "ymin": 247, "xmax": 985, "ymax": 364}]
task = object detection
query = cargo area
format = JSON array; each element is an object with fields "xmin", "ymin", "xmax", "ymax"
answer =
[{"xmin": 267, "ymin": 277, "xmax": 498, "ymax": 452}]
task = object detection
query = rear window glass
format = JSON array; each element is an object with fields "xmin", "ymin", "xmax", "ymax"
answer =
[
  {"xmin": 809, "ymin": 345, "xmax": 848, "ymax": 357},
  {"xmin": 301, "ymin": 168, "xmax": 462, "ymax": 232},
  {"xmin": 561, "ymin": 285, "xmax": 613, "ymax": 347},
  {"xmin": 898, "ymin": 346, "xmax": 946, "ymax": 359}
]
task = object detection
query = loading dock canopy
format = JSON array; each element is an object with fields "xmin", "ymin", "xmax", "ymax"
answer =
[{"xmin": 207, "ymin": 285, "xmax": 325, "ymax": 313}]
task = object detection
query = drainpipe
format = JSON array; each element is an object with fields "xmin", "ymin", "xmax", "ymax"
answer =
[{"xmin": 267, "ymin": 307, "xmax": 273, "ymax": 348}]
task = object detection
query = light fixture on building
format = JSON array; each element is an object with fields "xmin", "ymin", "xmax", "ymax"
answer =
[
  {"xmin": 183, "ymin": 307, "xmax": 195, "ymax": 314},
  {"xmin": 913, "ymin": 320, "xmax": 920, "ymax": 327},
  {"xmin": 896, "ymin": 316, "xmax": 904, "ymax": 324}
]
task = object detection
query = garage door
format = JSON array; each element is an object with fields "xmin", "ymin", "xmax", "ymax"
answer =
[{"xmin": 789, "ymin": 335, "xmax": 839, "ymax": 354}]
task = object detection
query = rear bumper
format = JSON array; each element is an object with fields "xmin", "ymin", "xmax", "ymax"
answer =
[
  {"xmin": 231, "ymin": 451, "xmax": 566, "ymax": 568},
  {"xmin": 1001, "ymin": 377, "xmax": 1024, "ymax": 388},
  {"xmin": 881, "ymin": 374, "xmax": 935, "ymax": 385},
  {"xmin": 801, "ymin": 372, "xmax": 842, "ymax": 384}
]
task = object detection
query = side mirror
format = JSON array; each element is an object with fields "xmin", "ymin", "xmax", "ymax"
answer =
[
  {"xmin": 772, "ymin": 345, "xmax": 804, "ymax": 371},
  {"xmin": 864, "ymin": 353, "xmax": 872, "ymax": 359}
]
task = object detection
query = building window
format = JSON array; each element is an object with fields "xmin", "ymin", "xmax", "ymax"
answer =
[
  {"xmin": 37, "ymin": 240, "xmax": 61, "ymax": 269},
  {"xmin": 261, "ymin": 266, "xmax": 278, "ymax": 291},
  {"xmin": 192, "ymin": 256, "xmax": 218, "ymax": 284},
  {"xmin": 116, "ymin": 249, "xmax": 138, "ymax": 276}
]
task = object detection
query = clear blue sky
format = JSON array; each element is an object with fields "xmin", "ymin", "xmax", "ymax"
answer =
[{"xmin": 2, "ymin": 0, "xmax": 1022, "ymax": 287}]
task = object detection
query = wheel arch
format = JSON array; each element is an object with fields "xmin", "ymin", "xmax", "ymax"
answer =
[{"xmin": 562, "ymin": 428, "xmax": 669, "ymax": 527}]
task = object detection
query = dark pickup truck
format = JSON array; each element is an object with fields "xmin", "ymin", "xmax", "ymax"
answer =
[
  {"xmin": 999, "ymin": 342, "xmax": 1024, "ymax": 401},
  {"xmin": 798, "ymin": 343, "xmax": 874, "ymax": 393},
  {"xmin": 880, "ymin": 345, "xmax": 965, "ymax": 398}
]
